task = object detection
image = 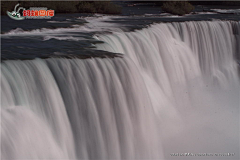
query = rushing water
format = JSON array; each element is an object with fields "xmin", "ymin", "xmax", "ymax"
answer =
[
  {"xmin": 95, "ymin": 21, "xmax": 240, "ymax": 159},
  {"xmin": 1, "ymin": 20, "xmax": 239, "ymax": 159}
]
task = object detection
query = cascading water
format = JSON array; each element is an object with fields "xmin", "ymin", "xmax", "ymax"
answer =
[{"xmin": 1, "ymin": 21, "xmax": 239, "ymax": 159}]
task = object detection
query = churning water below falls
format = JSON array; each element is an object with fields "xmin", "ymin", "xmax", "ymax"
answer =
[{"xmin": 1, "ymin": 21, "xmax": 240, "ymax": 159}]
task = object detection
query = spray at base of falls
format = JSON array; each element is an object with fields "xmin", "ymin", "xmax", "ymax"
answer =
[{"xmin": 1, "ymin": 21, "xmax": 240, "ymax": 159}]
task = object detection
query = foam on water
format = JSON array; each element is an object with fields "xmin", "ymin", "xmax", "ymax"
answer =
[
  {"xmin": 1, "ymin": 15, "xmax": 125, "ymax": 36},
  {"xmin": 43, "ymin": 35, "xmax": 87, "ymax": 41}
]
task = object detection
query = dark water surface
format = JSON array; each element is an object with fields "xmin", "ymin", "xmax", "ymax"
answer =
[{"xmin": 1, "ymin": 3, "xmax": 240, "ymax": 60}]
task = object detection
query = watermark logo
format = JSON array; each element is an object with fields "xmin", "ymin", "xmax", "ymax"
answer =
[
  {"xmin": 7, "ymin": 4, "xmax": 55, "ymax": 20},
  {"xmin": 7, "ymin": 4, "xmax": 25, "ymax": 20}
]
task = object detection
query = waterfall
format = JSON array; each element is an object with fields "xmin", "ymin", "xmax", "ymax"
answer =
[
  {"xmin": 1, "ymin": 21, "xmax": 239, "ymax": 159},
  {"xmin": 96, "ymin": 21, "xmax": 239, "ymax": 87}
]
